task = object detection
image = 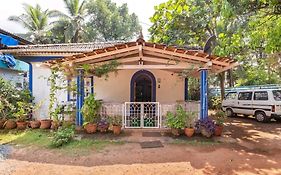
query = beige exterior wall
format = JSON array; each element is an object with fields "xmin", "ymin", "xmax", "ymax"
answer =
[
  {"xmin": 94, "ymin": 69, "xmax": 185, "ymax": 103},
  {"xmin": 31, "ymin": 65, "xmax": 185, "ymax": 119}
]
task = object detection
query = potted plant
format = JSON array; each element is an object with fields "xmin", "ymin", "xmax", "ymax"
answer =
[
  {"xmin": 195, "ymin": 117, "xmax": 215, "ymax": 138},
  {"xmin": 166, "ymin": 105, "xmax": 186, "ymax": 136},
  {"xmin": 14, "ymin": 101, "xmax": 32, "ymax": 130},
  {"xmin": 4, "ymin": 119, "xmax": 17, "ymax": 129},
  {"xmin": 29, "ymin": 101, "xmax": 43, "ymax": 129},
  {"xmin": 0, "ymin": 96, "xmax": 15, "ymax": 129},
  {"xmin": 30, "ymin": 119, "xmax": 41, "ymax": 129},
  {"xmin": 110, "ymin": 115, "xmax": 122, "ymax": 135},
  {"xmin": 97, "ymin": 117, "xmax": 109, "ymax": 132},
  {"xmin": 0, "ymin": 116, "xmax": 5, "ymax": 129},
  {"xmin": 81, "ymin": 94, "xmax": 101, "ymax": 134},
  {"xmin": 213, "ymin": 110, "xmax": 226, "ymax": 136},
  {"xmin": 184, "ymin": 111, "xmax": 197, "ymax": 137},
  {"xmin": 0, "ymin": 101, "xmax": 7, "ymax": 129},
  {"xmin": 40, "ymin": 118, "xmax": 52, "ymax": 129}
]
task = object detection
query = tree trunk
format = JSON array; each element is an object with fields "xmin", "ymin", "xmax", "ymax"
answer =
[
  {"xmin": 72, "ymin": 30, "xmax": 79, "ymax": 43},
  {"xmin": 219, "ymin": 72, "xmax": 225, "ymax": 100},
  {"xmin": 228, "ymin": 69, "xmax": 234, "ymax": 87}
]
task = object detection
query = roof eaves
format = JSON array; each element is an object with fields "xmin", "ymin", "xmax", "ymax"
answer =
[{"xmin": 0, "ymin": 28, "xmax": 33, "ymax": 45}]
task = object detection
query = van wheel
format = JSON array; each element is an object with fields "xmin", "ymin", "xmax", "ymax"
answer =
[
  {"xmin": 255, "ymin": 111, "xmax": 268, "ymax": 122},
  {"xmin": 226, "ymin": 108, "xmax": 235, "ymax": 117}
]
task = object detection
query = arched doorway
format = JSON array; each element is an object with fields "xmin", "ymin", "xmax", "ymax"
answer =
[{"xmin": 130, "ymin": 70, "xmax": 156, "ymax": 102}]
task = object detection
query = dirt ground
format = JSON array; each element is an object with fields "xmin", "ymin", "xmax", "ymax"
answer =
[{"xmin": 2, "ymin": 117, "xmax": 281, "ymax": 175}]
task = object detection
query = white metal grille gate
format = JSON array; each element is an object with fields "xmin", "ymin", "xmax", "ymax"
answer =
[{"xmin": 124, "ymin": 102, "xmax": 160, "ymax": 128}]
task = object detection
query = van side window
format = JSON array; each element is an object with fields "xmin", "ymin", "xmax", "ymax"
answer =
[
  {"xmin": 225, "ymin": 92, "xmax": 237, "ymax": 100},
  {"xmin": 254, "ymin": 91, "xmax": 268, "ymax": 101},
  {"xmin": 273, "ymin": 90, "xmax": 281, "ymax": 101},
  {"xmin": 238, "ymin": 92, "xmax": 252, "ymax": 100}
]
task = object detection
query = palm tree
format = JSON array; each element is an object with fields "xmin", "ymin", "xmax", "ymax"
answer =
[
  {"xmin": 8, "ymin": 4, "xmax": 56, "ymax": 44},
  {"xmin": 52, "ymin": 0, "xmax": 88, "ymax": 43}
]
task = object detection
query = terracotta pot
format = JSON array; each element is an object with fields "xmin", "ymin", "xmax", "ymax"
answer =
[
  {"xmin": 4, "ymin": 120, "xmax": 17, "ymax": 129},
  {"xmin": 17, "ymin": 121, "xmax": 27, "ymax": 130},
  {"xmin": 75, "ymin": 126, "xmax": 84, "ymax": 132},
  {"xmin": 40, "ymin": 119, "xmax": 52, "ymax": 129},
  {"xmin": 0, "ymin": 119, "xmax": 6, "ymax": 129},
  {"xmin": 201, "ymin": 127, "xmax": 213, "ymax": 138},
  {"xmin": 84, "ymin": 123, "xmax": 97, "ymax": 134},
  {"xmin": 113, "ymin": 125, "xmax": 122, "ymax": 135},
  {"xmin": 171, "ymin": 128, "xmax": 181, "ymax": 136},
  {"xmin": 51, "ymin": 121, "xmax": 60, "ymax": 130},
  {"xmin": 215, "ymin": 125, "xmax": 224, "ymax": 136},
  {"xmin": 184, "ymin": 128, "xmax": 195, "ymax": 137},
  {"xmin": 30, "ymin": 120, "xmax": 41, "ymax": 129}
]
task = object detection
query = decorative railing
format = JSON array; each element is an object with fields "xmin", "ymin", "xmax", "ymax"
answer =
[{"xmin": 100, "ymin": 101, "xmax": 200, "ymax": 128}]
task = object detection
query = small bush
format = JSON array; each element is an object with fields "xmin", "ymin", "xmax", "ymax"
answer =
[
  {"xmin": 195, "ymin": 117, "xmax": 215, "ymax": 137},
  {"xmin": 209, "ymin": 96, "xmax": 222, "ymax": 110},
  {"xmin": 51, "ymin": 127, "xmax": 75, "ymax": 147}
]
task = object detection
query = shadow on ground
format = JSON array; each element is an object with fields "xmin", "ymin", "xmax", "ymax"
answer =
[{"xmin": 3, "ymin": 117, "xmax": 281, "ymax": 175}]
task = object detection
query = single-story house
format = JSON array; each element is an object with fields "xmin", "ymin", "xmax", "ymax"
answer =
[
  {"xmin": 0, "ymin": 28, "xmax": 32, "ymax": 88},
  {"xmin": 1, "ymin": 35, "xmax": 238, "ymax": 128}
]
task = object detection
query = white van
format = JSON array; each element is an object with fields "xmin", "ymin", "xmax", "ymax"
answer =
[{"xmin": 222, "ymin": 89, "xmax": 281, "ymax": 122}]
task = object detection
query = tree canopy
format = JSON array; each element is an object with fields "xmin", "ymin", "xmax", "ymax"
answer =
[
  {"xmin": 86, "ymin": 0, "xmax": 141, "ymax": 41},
  {"xmin": 9, "ymin": 0, "xmax": 141, "ymax": 43},
  {"xmin": 8, "ymin": 3, "xmax": 57, "ymax": 43},
  {"xmin": 149, "ymin": 0, "xmax": 281, "ymax": 87}
]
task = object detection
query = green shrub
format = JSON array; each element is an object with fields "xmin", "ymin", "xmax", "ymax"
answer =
[
  {"xmin": 209, "ymin": 96, "xmax": 222, "ymax": 110},
  {"xmin": 166, "ymin": 105, "xmax": 186, "ymax": 129},
  {"xmin": 0, "ymin": 77, "xmax": 33, "ymax": 120},
  {"xmin": 51, "ymin": 127, "xmax": 75, "ymax": 147},
  {"xmin": 81, "ymin": 94, "xmax": 101, "ymax": 125},
  {"xmin": 211, "ymin": 110, "xmax": 227, "ymax": 126}
]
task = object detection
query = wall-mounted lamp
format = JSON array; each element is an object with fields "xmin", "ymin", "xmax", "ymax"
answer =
[
  {"xmin": 157, "ymin": 78, "xmax": 161, "ymax": 83},
  {"xmin": 157, "ymin": 78, "xmax": 161, "ymax": 88}
]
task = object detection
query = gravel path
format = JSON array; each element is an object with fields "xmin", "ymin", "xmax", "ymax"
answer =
[
  {"xmin": 0, "ymin": 159, "xmax": 205, "ymax": 175},
  {"xmin": 0, "ymin": 145, "xmax": 14, "ymax": 175},
  {"xmin": 0, "ymin": 144, "xmax": 11, "ymax": 160}
]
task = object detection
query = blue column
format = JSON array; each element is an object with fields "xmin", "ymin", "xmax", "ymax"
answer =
[
  {"xmin": 200, "ymin": 69, "xmax": 208, "ymax": 120},
  {"xmin": 76, "ymin": 70, "xmax": 84, "ymax": 126},
  {"xmin": 184, "ymin": 78, "xmax": 188, "ymax": 101},
  {"xmin": 90, "ymin": 76, "xmax": 94, "ymax": 94},
  {"xmin": 28, "ymin": 62, "xmax": 33, "ymax": 95}
]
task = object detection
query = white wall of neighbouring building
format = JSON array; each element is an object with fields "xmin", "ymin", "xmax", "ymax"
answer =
[
  {"xmin": 0, "ymin": 68, "xmax": 26, "ymax": 88},
  {"xmin": 32, "ymin": 63, "xmax": 68, "ymax": 119}
]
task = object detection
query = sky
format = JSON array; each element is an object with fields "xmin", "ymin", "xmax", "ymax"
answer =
[{"xmin": 0, "ymin": 0, "xmax": 166, "ymax": 40}]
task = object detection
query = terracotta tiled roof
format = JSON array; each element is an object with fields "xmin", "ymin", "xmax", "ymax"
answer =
[
  {"xmin": 46, "ymin": 39, "xmax": 238, "ymax": 75},
  {"xmin": 0, "ymin": 41, "xmax": 126, "ymax": 56}
]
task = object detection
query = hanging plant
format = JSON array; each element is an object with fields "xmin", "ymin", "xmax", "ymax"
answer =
[{"xmin": 82, "ymin": 60, "xmax": 120, "ymax": 79}]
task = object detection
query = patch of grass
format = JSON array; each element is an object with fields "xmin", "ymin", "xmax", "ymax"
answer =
[
  {"xmin": 0, "ymin": 129, "xmax": 52, "ymax": 147},
  {"xmin": 0, "ymin": 129, "xmax": 125, "ymax": 156},
  {"xmin": 60, "ymin": 139, "xmax": 124, "ymax": 156},
  {"xmin": 170, "ymin": 139, "xmax": 220, "ymax": 146}
]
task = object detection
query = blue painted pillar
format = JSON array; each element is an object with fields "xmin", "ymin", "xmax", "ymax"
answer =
[
  {"xmin": 27, "ymin": 62, "xmax": 33, "ymax": 95},
  {"xmin": 200, "ymin": 69, "xmax": 208, "ymax": 120},
  {"xmin": 184, "ymin": 78, "xmax": 188, "ymax": 101},
  {"xmin": 76, "ymin": 70, "xmax": 84, "ymax": 126},
  {"xmin": 91, "ymin": 76, "xmax": 94, "ymax": 94}
]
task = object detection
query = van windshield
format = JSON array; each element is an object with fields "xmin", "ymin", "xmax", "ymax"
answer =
[{"xmin": 273, "ymin": 90, "xmax": 281, "ymax": 101}]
